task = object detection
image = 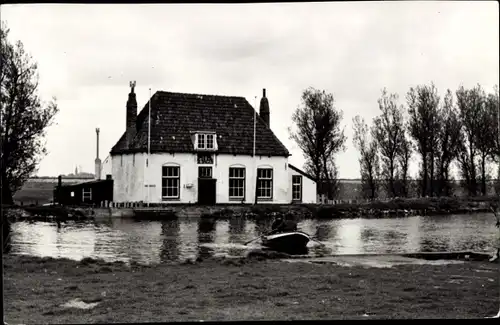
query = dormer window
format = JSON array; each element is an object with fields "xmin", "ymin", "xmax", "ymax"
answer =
[
  {"xmin": 198, "ymin": 133, "xmax": 214, "ymax": 149},
  {"xmin": 194, "ymin": 132, "xmax": 218, "ymax": 151}
]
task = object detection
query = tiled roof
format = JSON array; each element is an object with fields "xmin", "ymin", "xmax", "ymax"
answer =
[{"xmin": 110, "ymin": 91, "xmax": 290, "ymax": 157}]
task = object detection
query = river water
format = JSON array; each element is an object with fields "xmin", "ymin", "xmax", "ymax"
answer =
[{"xmin": 6, "ymin": 213, "xmax": 498, "ymax": 264}]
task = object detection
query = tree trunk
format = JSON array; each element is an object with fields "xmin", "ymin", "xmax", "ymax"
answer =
[
  {"xmin": 389, "ymin": 159, "xmax": 396, "ymax": 198},
  {"xmin": 369, "ymin": 168, "xmax": 375, "ymax": 200},
  {"xmin": 438, "ymin": 157, "xmax": 446, "ymax": 197},
  {"xmin": 469, "ymin": 145, "xmax": 477, "ymax": 196},
  {"xmin": 461, "ymin": 159, "xmax": 472, "ymax": 196},
  {"xmin": 321, "ymin": 157, "xmax": 332, "ymax": 200},
  {"xmin": 481, "ymin": 154, "xmax": 487, "ymax": 196},
  {"xmin": 401, "ymin": 170, "xmax": 407, "ymax": 197},
  {"xmin": 443, "ymin": 160, "xmax": 450, "ymax": 196},
  {"xmin": 422, "ymin": 153, "xmax": 428, "ymax": 197},
  {"xmin": 429, "ymin": 152, "xmax": 435, "ymax": 197},
  {"xmin": 401, "ymin": 152, "xmax": 410, "ymax": 197},
  {"xmin": 1, "ymin": 170, "xmax": 14, "ymax": 206}
]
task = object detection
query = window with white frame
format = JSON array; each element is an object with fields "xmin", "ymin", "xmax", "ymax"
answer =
[
  {"xmin": 257, "ymin": 168, "xmax": 273, "ymax": 199},
  {"xmin": 292, "ymin": 175, "xmax": 302, "ymax": 201},
  {"xmin": 197, "ymin": 133, "xmax": 215, "ymax": 150},
  {"xmin": 229, "ymin": 167, "xmax": 245, "ymax": 199},
  {"xmin": 199, "ymin": 166, "xmax": 212, "ymax": 178},
  {"xmin": 162, "ymin": 165, "xmax": 180, "ymax": 199},
  {"xmin": 82, "ymin": 188, "xmax": 92, "ymax": 202}
]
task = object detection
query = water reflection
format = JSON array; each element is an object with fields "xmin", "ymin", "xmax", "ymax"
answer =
[
  {"xmin": 228, "ymin": 217, "xmax": 246, "ymax": 241},
  {"xmin": 178, "ymin": 220, "xmax": 198, "ymax": 260},
  {"xmin": 253, "ymin": 218, "xmax": 269, "ymax": 236},
  {"xmin": 14, "ymin": 222, "xmax": 60, "ymax": 258},
  {"xmin": 336, "ymin": 220, "xmax": 363, "ymax": 254},
  {"xmin": 314, "ymin": 223, "xmax": 332, "ymax": 242},
  {"xmin": 160, "ymin": 220, "xmax": 180, "ymax": 262},
  {"xmin": 227, "ymin": 217, "xmax": 246, "ymax": 256},
  {"xmin": 112, "ymin": 220, "xmax": 163, "ymax": 264},
  {"xmin": 420, "ymin": 238, "xmax": 450, "ymax": 252},
  {"xmin": 7, "ymin": 213, "xmax": 500, "ymax": 264},
  {"xmin": 197, "ymin": 218, "xmax": 216, "ymax": 260},
  {"xmin": 93, "ymin": 219, "xmax": 130, "ymax": 263},
  {"xmin": 406, "ymin": 216, "xmax": 422, "ymax": 253},
  {"xmin": 383, "ymin": 230, "xmax": 408, "ymax": 253}
]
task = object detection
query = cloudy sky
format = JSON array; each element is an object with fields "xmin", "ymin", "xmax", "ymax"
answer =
[{"xmin": 2, "ymin": 2, "xmax": 499, "ymax": 178}]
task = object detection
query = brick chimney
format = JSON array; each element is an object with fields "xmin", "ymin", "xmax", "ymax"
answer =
[
  {"xmin": 259, "ymin": 88, "xmax": 270, "ymax": 128},
  {"xmin": 126, "ymin": 81, "xmax": 138, "ymax": 149},
  {"xmin": 94, "ymin": 128, "xmax": 101, "ymax": 180}
]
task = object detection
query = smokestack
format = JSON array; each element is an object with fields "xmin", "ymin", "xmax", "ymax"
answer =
[
  {"xmin": 259, "ymin": 88, "xmax": 270, "ymax": 128},
  {"xmin": 95, "ymin": 128, "xmax": 102, "ymax": 180},
  {"xmin": 126, "ymin": 81, "xmax": 138, "ymax": 149}
]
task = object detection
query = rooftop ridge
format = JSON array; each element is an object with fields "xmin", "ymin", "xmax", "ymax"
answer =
[{"xmin": 155, "ymin": 90, "xmax": 247, "ymax": 100}]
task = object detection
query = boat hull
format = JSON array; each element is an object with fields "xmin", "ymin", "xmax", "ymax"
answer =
[{"xmin": 262, "ymin": 231, "xmax": 310, "ymax": 253}]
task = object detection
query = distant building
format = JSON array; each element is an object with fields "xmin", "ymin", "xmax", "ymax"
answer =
[
  {"xmin": 62, "ymin": 166, "xmax": 95, "ymax": 179},
  {"xmin": 100, "ymin": 83, "xmax": 317, "ymax": 205}
]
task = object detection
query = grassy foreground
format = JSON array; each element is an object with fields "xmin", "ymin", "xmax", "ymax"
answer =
[{"xmin": 3, "ymin": 255, "xmax": 499, "ymax": 322}]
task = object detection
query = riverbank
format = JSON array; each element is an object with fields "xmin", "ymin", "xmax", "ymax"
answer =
[
  {"xmin": 248, "ymin": 195, "xmax": 499, "ymax": 220},
  {"xmin": 3, "ymin": 254, "xmax": 499, "ymax": 322},
  {"xmin": 309, "ymin": 195, "xmax": 499, "ymax": 219},
  {"xmin": 3, "ymin": 195, "xmax": 499, "ymax": 222}
]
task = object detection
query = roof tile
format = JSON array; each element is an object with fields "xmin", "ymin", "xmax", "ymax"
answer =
[{"xmin": 110, "ymin": 91, "xmax": 290, "ymax": 157}]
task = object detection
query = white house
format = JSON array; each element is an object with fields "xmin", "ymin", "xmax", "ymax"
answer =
[{"xmin": 104, "ymin": 83, "xmax": 317, "ymax": 205}]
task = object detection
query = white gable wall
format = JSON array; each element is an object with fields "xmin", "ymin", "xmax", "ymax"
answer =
[
  {"xmin": 112, "ymin": 153, "xmax": 146, "ymax": 202},
  {"xmin": 111, "ymin": 152, "xmax": 317, "ymax": 204},
  {"xmin": 288, "ymin": 168, "xmax": 317, "ymax": 203},
  {"xmin": 302, "ymin": 175, "xmax": 317, "ymax": 203}
]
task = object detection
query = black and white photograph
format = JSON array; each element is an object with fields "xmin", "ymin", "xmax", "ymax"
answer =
[{"xmin": 1, "ymin": 1, "xmax": 499, "ymax": 322}]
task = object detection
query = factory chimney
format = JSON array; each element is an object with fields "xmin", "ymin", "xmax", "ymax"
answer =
[{"xmin": 95, "ymin": 128, "xmax": 102, "ymax": 180}]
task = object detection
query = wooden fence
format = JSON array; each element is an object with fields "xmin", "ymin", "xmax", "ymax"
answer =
[{"xmin": 316, "ymin": 194, "xmax": 373, "ymax": 205}]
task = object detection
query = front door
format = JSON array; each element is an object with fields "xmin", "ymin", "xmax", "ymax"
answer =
[{"xmin": 198, "ymin": 167, "xmax": 216, "ymax": 205}]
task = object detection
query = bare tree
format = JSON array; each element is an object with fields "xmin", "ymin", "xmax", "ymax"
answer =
[
  {"xmin": 490, "ymin": 86, "xmax": 500, "ymax": 162},
  {"xmin": 456, "ymin": 85, "xmax": 483, "ymax": 196},
  {"xmin": 352, "ymin": 115, "xmax": 380, "ymax": 199},
  {"xmin": 1, "ymin": 22, "xmax": 58, "ymax": 205},
  {"xmin": 406, "ymin": 83, "xmax": 441, "ymax": 197},
  {"xmin": 435, "ymin": 90, "xmax": 462, "ymax": 196},
  {"xmin": 474, "ymin": 88, "xmax": 498, "ymax": 195},
  {"xmin": 395, "ymin": 128, "xmax": 412, "ymax": 197},
  {"xmin": 372, "ymin": 88, "xmax": 405, "ymax": 198},
  {"xmin": 289, "ymin": 87, "xmax": 347, "ymax": 200},
  {"xmin": 486, "ymin": 87, "xmax": 500, "ymax": 195}
]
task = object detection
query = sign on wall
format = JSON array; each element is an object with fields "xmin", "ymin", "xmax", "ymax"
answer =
[{"xmin": 197, "ymin": 153, "xmax": 214, "ymax": 165}]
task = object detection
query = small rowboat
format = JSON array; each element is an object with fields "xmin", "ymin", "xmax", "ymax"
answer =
[{"xmin": 261, "ymin": 231, "xmax": 311, "ymax": 252}]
